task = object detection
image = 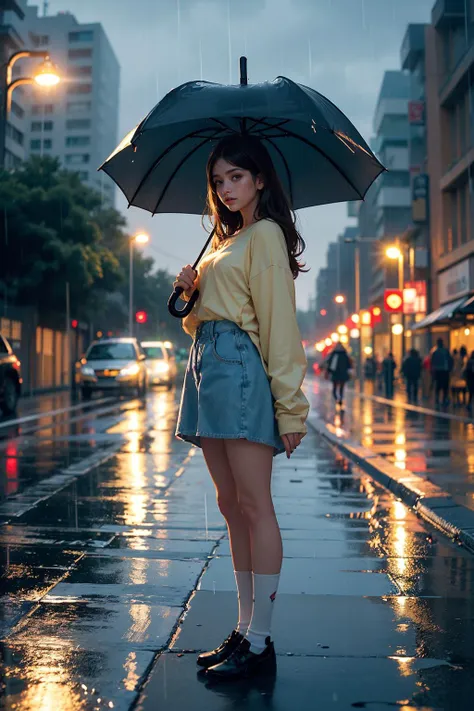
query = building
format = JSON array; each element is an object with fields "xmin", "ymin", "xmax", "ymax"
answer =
[
  {"xmin": 0, "ymin": 0, "xmax": 29, "ymax": 169},
  {"xmin": 417, "ymin": 0, "xmax": 474, "ymax": 353},
  {"xmin": 400, "ymin": 23, "xmax": 431, "ymax": 354},
  {"xmin": 21, "ymin": 8, "xmax": 120, "ymax": 205},
  {"xmin": 368, "ymin": 71, "xmax": 412, "ymax": 360}
]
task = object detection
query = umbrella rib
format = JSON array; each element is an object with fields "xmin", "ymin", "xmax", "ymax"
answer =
[
  {"xmin": 128, "ymin": 129, "xmax": 224, "ymax": 207},
  {"xmin": 262, "ymin": 137, "xmax": 294, "ymax": 205},
  {"xmin": 210, "ymin": 117, "xmax": 237, "ymax": 133},
  {"xmin": 255, "ymin": 119, "xmax": 365, "ymax": 199},
  {"xmin": 151, "ymin": 133, "xmax": 222, "ymax": 216}
]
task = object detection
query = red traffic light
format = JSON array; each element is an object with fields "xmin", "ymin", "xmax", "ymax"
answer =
[
  {"xmin": 71, "ymin": 319, "xmax": 78, "ymax": 329},
  {"xmin": 135, "ymin": 310, "xmax": 147, "ymax": 324}
]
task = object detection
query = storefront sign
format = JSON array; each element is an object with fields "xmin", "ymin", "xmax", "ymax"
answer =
[
  {"xmin": 438, "ymin": 259, "xmax": 472, "ymax": 304},
  {"xmin": 412, "ymin": 174, "xmax": 429, "ymax": 224},
  {"xmin": 403, "ymin": 281, "xmax": 427, "ymax": 314},
  {"xmin": 384, "ymin": 289, "xmax": 404, "ymax": 313},
  {"xmin": 408, "ymin": 100, "xmax": 425, "ymax": 125}
]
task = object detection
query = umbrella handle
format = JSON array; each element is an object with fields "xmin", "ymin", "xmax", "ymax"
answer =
[{"xmin": 167, "ymin": 286, "xmax": 200, "ymax": 318}]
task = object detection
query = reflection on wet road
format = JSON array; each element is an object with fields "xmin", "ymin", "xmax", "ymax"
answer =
[
  {"xmin": 1, "ymin": 383, "xmax": 474, "ymax": 709},
  {"xmin": 308, "ymin": 377, "xmax": 474, "ymax": 512}
]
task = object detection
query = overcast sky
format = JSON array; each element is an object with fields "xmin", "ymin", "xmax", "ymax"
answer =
[{"xmin": 31, "ymin": 0, "xmax": 434, "ymax": 308}]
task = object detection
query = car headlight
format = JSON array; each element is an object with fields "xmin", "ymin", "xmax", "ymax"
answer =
[
  {"xmin": 120, "ymin": 363, "xmax": 140, "ymax": 376},
  {"xmin": 154, "ymin": 361, "xmax": 170, "ymax": 373},
  {"xmin": 81, "ymin": 365, "xmax": 95, "ymax": 376}
]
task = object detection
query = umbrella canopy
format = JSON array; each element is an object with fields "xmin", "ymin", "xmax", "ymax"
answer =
[{"xmin": 100, "ymin": 59, "xmax": 385, "ymax": 216}]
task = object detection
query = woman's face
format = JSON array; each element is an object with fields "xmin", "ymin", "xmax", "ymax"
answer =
[{"xmin": 211, "ymin": 158, "xmax": 264, "ymax": 214}]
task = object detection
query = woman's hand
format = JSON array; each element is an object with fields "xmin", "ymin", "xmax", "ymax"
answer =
[
  {"xmin": 174, "ymin": 264, "xmax": 198, "ymax": 298},
  {"xmin": 281, "ymin": 432, "xmax": 303, "ymax": 459}
]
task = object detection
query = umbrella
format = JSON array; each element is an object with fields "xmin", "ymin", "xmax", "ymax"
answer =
[{"xmin": 99, "ymin": 57, "xmax": 385, "ymax": 318}]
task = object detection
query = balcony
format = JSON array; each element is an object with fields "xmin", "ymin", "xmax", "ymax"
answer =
[
  {"xmin": 0, "ymin": 0, "xmax": 24, "ymax": 16},
  {"xmin": 401, "ymin": 24, "xmax": 426, "ymax": 71},
  {"xmin": 432, "ymin": 0, "xmax": 465, "ymax": 29}
]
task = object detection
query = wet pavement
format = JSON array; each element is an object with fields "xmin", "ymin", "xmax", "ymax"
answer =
[
  {"xmin": 306, "ymin": 377, "xmax": 474, "ymax": 514},
  {"xmin": 1, "ymin": 383, "xmax": 474, "ymax": 710}
]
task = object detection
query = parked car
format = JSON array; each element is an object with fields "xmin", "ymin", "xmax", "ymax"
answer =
[
  {"xmin": 0, "ymin": 334, "xmax": 22, "ymax": 415},
  {"xmin": 141, "ymin": 340, "xmax": 178, "ymax": 389},
  {"xmin": 79, "ymin": 338, "xmax": 148, "ymax": 399}
]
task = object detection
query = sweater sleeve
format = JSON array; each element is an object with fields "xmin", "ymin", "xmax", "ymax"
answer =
[
  {"xmin": 181, "ymin": 271, "xmax": 201, "ymax": 339},
  {"xmin": 248, "ymin": 222, "xmax": 309, "ymax": 436}
]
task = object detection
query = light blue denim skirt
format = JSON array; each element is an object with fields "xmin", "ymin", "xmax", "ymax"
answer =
[{"xmin": 175, "ymin": 319, "xmax": 285, "ymax": 456}]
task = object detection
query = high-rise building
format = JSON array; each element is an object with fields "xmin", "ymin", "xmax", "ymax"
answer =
[
  {"xmin": 21, "ymin": 8, "xmax": 120, "ymax": 205},
  {"xmin": 0, "ymin": 0, "xmax": 29, "ymax": 169},
  {"xmin": 421, "ymin": 1, "xmax": 474, "ymax": 354}
]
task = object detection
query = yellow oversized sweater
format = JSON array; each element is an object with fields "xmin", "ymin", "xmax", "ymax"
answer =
[{"xmin": 182, "ymin": 219, "xmax": 309, "ymax": 437}]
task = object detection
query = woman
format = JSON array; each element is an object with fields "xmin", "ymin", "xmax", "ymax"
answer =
[
  {"xmin": 325, "ymin": 342, "xmax": 352, "ymax": 406},
  {"xmin": 173, "ymin": 135, "xmax": 309, "ymax": 680}
]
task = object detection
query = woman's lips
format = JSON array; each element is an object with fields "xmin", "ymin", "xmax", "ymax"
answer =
[{"xmin": 224, "ymin": 197, "xmax": 236, "ymax": 204}]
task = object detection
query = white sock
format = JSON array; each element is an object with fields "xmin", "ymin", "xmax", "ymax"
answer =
[
  {"xmin": 234, "ymin": 570, "xmax": 253, "ymax": 634},
  {"xmin": 245, "ymin": 572, "xmax": 280, "ymax": 653}
]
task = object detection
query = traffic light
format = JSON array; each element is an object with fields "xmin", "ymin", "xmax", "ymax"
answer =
[
  {"xmin": 71, "ymin": 319, "xmax": 78, "ymax": 329},
  {"xmin": 135, "ymin": 310, "xmax": 147, "ymax": 324}
]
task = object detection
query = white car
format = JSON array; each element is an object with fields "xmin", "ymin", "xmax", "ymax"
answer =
[
  {"xmin": 141, "ymin": 341, "xmax": 178, "ymax": 389},
  {"xmin": 80, "ymin": 338, "xmax": 148, "ymax": 399}
]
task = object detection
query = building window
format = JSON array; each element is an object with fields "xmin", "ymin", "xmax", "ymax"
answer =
[
  {"xmin": 65, "ymin": 154, "xmax": 90, "ymax": 165},
  {"xmin": 6, "ymin": 123, "xmax": 24, "ymax": 145},
  {"xmin": 68, "ymin": 65, "xmax": 93, "ymax": 77},
  {"xmin": 67, "ymin": 101, "xmax": 92, "ymax": 114},
  {"xmin": 39, "ymin": 35, "xmax": 49, "ymax": 46},
  {"xmin": 66, "ymin": 136, "xmax": 90, "ymax": 147},
  {"xmin": 30, "ymin": 139, "xmax": 41, "ymax": 150},
  {"xmin": 32, "ymin": 104, "xmax": 54, "ymax": 115},
  {"xmin": 11, "ymin": 101, "xmax": 24, "ymax": 119},
  {"xmin": 450, "ymin": 190, "xmax": 459, "ymax": 250},
  {"xmin": 67, "ymin": 84, "xmax": 92, "ymax": 95},
  {"xmin": 68, "ymin": 48, "xmax": 93, "ymax": 59},
  {"xmin": 69, "ymin": 31, "xmax": 94, "ymax": 42},
  {"xmin": 31, "ymin": 121, "xmax": 53, "ymax": 132},
  {"xmin": 43, "ymin": 139, "xmax": 52, "ymax": 150},
  {"xmin": 66, "ymin": 118, "xmax": 91, "ymax": 130}
]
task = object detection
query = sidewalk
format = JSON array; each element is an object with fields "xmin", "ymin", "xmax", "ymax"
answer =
[{"xmin": 136, "ymin": 431, "xmax": 473, "ymax": 710}]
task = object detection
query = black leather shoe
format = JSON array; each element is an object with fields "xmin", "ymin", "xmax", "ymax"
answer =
[
  {"xmin": 205, "ymin": 636, "xmax": 276, "ymax": 680},
  {"xmin": 196, "ymin": 630, "xmax": 244, "ymax": 669}
]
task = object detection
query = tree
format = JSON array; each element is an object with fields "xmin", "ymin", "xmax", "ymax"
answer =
[{"xmin": 0, "ymin": 156, "xmax": 125, "ymax": 319}]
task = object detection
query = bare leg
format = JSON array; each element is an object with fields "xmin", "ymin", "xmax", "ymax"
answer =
[
  {"xmin": 224, "ymin": 439, "xmax": 282, "ymax": 575},
  {"xmin": 201, "ymin": 437, "xmax": 251, "ymax": 571}
]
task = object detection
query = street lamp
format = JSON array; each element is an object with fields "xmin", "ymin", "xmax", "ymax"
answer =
[
  {"xmin": 129, "ymin": 232, "xmax": 150, "ymax": 336},
  {"xmin": 334, "ymin": 294, "xmax": 345, "ymax": 304},
  {"xmin": 1, "ymin": 50, "xmax": 61, "ymax": 167}
]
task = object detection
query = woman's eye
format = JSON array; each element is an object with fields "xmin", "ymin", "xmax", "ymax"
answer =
[{"xmin": 232, "ymin": 174, "xmax": 242, "ymax": 181}]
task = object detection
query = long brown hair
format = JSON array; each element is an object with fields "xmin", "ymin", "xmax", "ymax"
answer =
[{"xmin": 205, "ymin": 135, "xmax": 308, "ymax": 278}]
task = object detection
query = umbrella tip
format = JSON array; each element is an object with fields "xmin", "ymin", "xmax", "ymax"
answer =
[{"xmin": 239, "ymin": 56, "xmax": 248, "ymax": 86}]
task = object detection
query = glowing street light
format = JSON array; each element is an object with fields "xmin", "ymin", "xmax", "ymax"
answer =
[
  {"xmin": 334, "ymin": 294, "xmax": 345, "ymax": 304},
  {"xmin": 331, "ymin": 332, "xmax": 340, "ymax": 343},
  {"xmin": 392, "ymin": 323, "xmax": 404, "ymax": 336},
  {"xmin": 325, "ymin": 338, "xmax": 332, "ymax": 347},
  {"xmin": 386, "ymin": 245, "xmax": 402, "ymax": 260},
  {"xmin": 34, "ymin": 58, "xmax": 60, "ymax": 87},
  {"xmin": 1, "ymin": 50, "xmax": 61, "ymax": 166},
  {"xmin": 351, "ymin": 313, "xmax": 360, "ymax": 324},
  {"xmin": 350, "ymin": 328, "xmax": 360, "ymax": 339},
  {"xmin": 337, "ymin": 324, "xmax": 348, "ymax": 335}
]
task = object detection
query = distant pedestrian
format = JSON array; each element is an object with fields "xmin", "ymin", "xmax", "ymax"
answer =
[
  {"xmin": 422, "ymin": 353, "xmax": 432, "ymax": 399},
  {"xmin": 430, "ymin": 338, "xmax": 453, "ymax": 407},
  {"xmin": 382, "ymin": 352, "xmax": 397, "ymax": 398},
  {"xmin": 402, "ymin": 348, "xmax": 422, "ymax": 403},
  {"xmin": 325, "ymin": 342, "xmax": 352, "ymax": 406},
  {"xmin": 364, "ymin": 355, "xmax": 377, "ymax": 380},
  {"xmin": 451, "ymin": 348, "xmax": 467, "ymax": 406},
  {"xmin": 464, "ymin": 351, "xmax": 474, "ymax": 412}
]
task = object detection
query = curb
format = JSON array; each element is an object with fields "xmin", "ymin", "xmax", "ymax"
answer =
[{"xmin": 307, "ymin": 414, "xmax": 474, "ymax": 554}]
